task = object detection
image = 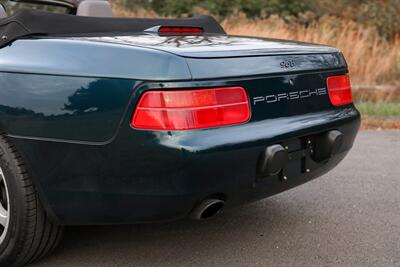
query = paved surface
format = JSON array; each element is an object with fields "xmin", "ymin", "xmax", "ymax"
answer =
[{"xmin": 33, "ymin": 131, "xmax": 400, "ymax": 267}]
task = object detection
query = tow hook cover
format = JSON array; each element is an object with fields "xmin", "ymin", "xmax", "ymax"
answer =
[
  {"xmin": 314, "ymin": 130, "xmax": 344, "ymax": 162},
  {"xmin": 258, "ymin": 145, "xmax": 288, "ymax": 177}
]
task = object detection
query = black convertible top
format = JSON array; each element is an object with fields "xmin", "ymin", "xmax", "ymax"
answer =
[
  {"xmin": 10, "ymin": 0, "xmax": 110, "ymax": 8},
  {"xmin": 10, "ymin": 0, "xmax": 81, "ymax": 8},
  {"xmin": 0, "ymin": 9, "xmax": 225, "ymax": 47}
]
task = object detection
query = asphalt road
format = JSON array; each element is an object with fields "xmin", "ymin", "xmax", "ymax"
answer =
[{"xmin": 32, "ymin": 131, "xmax": 400, "ymax": 267}]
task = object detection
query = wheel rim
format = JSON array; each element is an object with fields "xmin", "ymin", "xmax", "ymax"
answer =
[{"xmin": 0, "ymin": 167, "xmax": 9, "ymax": 245}]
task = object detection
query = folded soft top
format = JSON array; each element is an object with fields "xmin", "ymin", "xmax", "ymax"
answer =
[{"xmin": 0, "ymin": 9, "xmax": 225, "ymax": 47}]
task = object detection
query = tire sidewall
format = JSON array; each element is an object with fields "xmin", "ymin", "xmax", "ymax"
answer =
[{"xmin": 0, "ymin": 140, "xmax": 29, "ymax": 263}]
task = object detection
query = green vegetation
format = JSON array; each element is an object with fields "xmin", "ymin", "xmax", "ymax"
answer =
[
  {"xmin": 148, "ymin": 0, "xmax": 310, "ymax": 19},
  {"xmin": 356, "ymin": 102, "xmax": 400, "ymax": 118},
  {"xmin": 111, "ymin": 0, "xmax": 400, "ymax": 39},
  {"xmin": 356, "ymin": 0, "xmax": 400, "ymax": 39}
]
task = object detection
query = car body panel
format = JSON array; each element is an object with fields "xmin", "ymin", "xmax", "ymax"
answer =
[
  {"xmin": 0, "ymin": 35, "xmax": 345, "ymax": 81},
  {"xmin": 185, "ymin": 54, "xmax": 345, "ymax": 79},
  {"xmin": 0, "ymin": 73, "xmax": 138, "ymax": 142},
  {"xmin": 10, "ymin": 104, "xmax": 359, "ymax": 225},
  {"xmin": 1, "ymin": 69, "xmax": 344, "ymax": 142},
  {"xmin": 76, "ymin": 34, "xmax": 340, "ymax": 57},
  {"xmin": 0, "ymin": 33, "xmax": 360, "ymax": 225},
  {"xmin": 0, "ymin": 38, "xmax": 192, "ymax": 80}
]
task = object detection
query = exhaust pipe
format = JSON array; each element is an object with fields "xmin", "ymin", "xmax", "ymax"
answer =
[{"xmin": 190, "ymin": 199, "xmax": 225, "ymax": 220}]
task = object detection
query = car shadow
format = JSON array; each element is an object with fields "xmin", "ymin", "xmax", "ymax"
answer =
[{"xmin": 34, "ymin": 196, "xmax": 309, "ymax": 266}]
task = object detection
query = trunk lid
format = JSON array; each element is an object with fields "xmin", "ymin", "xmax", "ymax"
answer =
[
  {"xmin": 78, "ymin": 34, "xmax": 347, "ymax": 79},
  {"xmin": 79, "ymin": 34, "xmax": 340, "ymax": 58}
]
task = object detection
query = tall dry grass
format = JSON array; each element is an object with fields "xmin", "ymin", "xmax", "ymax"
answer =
[
  {"xmin": 112, "ymin": 4, "xmax": 157, "ymax": 18},
  {"xmin": 223, "ymin": 16, "xmax": 400, "ymax": 87},
  {"xmin": 112, "ymin": 7, "xmax": 400, "ymax": 88}
]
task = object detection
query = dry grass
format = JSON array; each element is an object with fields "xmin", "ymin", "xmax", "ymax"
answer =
[
  {"xmin": 361, "ymin": 117, "xmax": 400, "ymax": 130},
  {"xmin": 222, "ymin": 16, "xmax": 400, "ymax": 87},
  {"xmin": 112, "ymin": 4, "xmax": 157, "ymax": 18},
  {"xmin": 112, "ymin": 7, "xmax": 400, "ymax": 89},
  {"xmin": 352, "ymin": 86, "xmax": 400, "ymax": 102}
]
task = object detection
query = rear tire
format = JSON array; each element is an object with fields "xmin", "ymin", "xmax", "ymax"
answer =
[{"xmin": 0, "ymin": 135, "xmax": 63, "ymax": 267}]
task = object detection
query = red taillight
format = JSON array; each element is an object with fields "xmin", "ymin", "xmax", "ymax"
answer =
[
  {"xmin": 158, "ymin": 26, "xmax": 204, "ymax": 35},
  {"xmin": 327, "ymin": 74, "xmax": 353, "ymax": 106},
  {"xmin": 131, "ymin": 87, "xmax": 250, "ymax": 130}
]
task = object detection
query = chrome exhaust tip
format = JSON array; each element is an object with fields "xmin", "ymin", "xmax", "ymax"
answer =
[{"xmin": 190, "ymin": 199, "xmax": 225, "ymax": 220}]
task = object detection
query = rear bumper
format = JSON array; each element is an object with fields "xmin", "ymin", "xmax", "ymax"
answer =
[{"xmin": 11, "ymin": 106, "xmax": 360, "ymax": 225}]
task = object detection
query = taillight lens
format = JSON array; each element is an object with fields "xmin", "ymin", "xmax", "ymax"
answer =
[
  {"xmin": 158, "ymin": 26, "xmax": 204, "ymax": 35},
  {"xmin": 327, "ymin": 74, "xmax": 353, "ymax": 106},
  {"xmin": 131, "ymin": 87, "xmax": 250, "ymax": 130}
]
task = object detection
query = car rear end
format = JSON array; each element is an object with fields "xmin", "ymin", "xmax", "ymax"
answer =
[
  {"xmin": 86, "ymin": 34, "xmax": 360, "ymax": 223},
  {"xmin": 0, "ymin": 10, "xmax": 361, "ymax": 266},
  {"xmin": 1, "ymin": 33, "xmax": 360, "ymax": 225}
]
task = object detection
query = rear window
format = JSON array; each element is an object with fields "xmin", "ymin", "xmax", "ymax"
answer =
[{"xmin": 1, "ymin": 0, "xmax": 72, "ymax": 15}]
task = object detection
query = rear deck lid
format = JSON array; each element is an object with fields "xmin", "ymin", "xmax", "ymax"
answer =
[
  {"xmin": 79, "ymin": 34, "xmax": 347, "ymax": 79},
  {"xmin": 80, "ymin": 34, "xmax": 339, "ymax": 57}
]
